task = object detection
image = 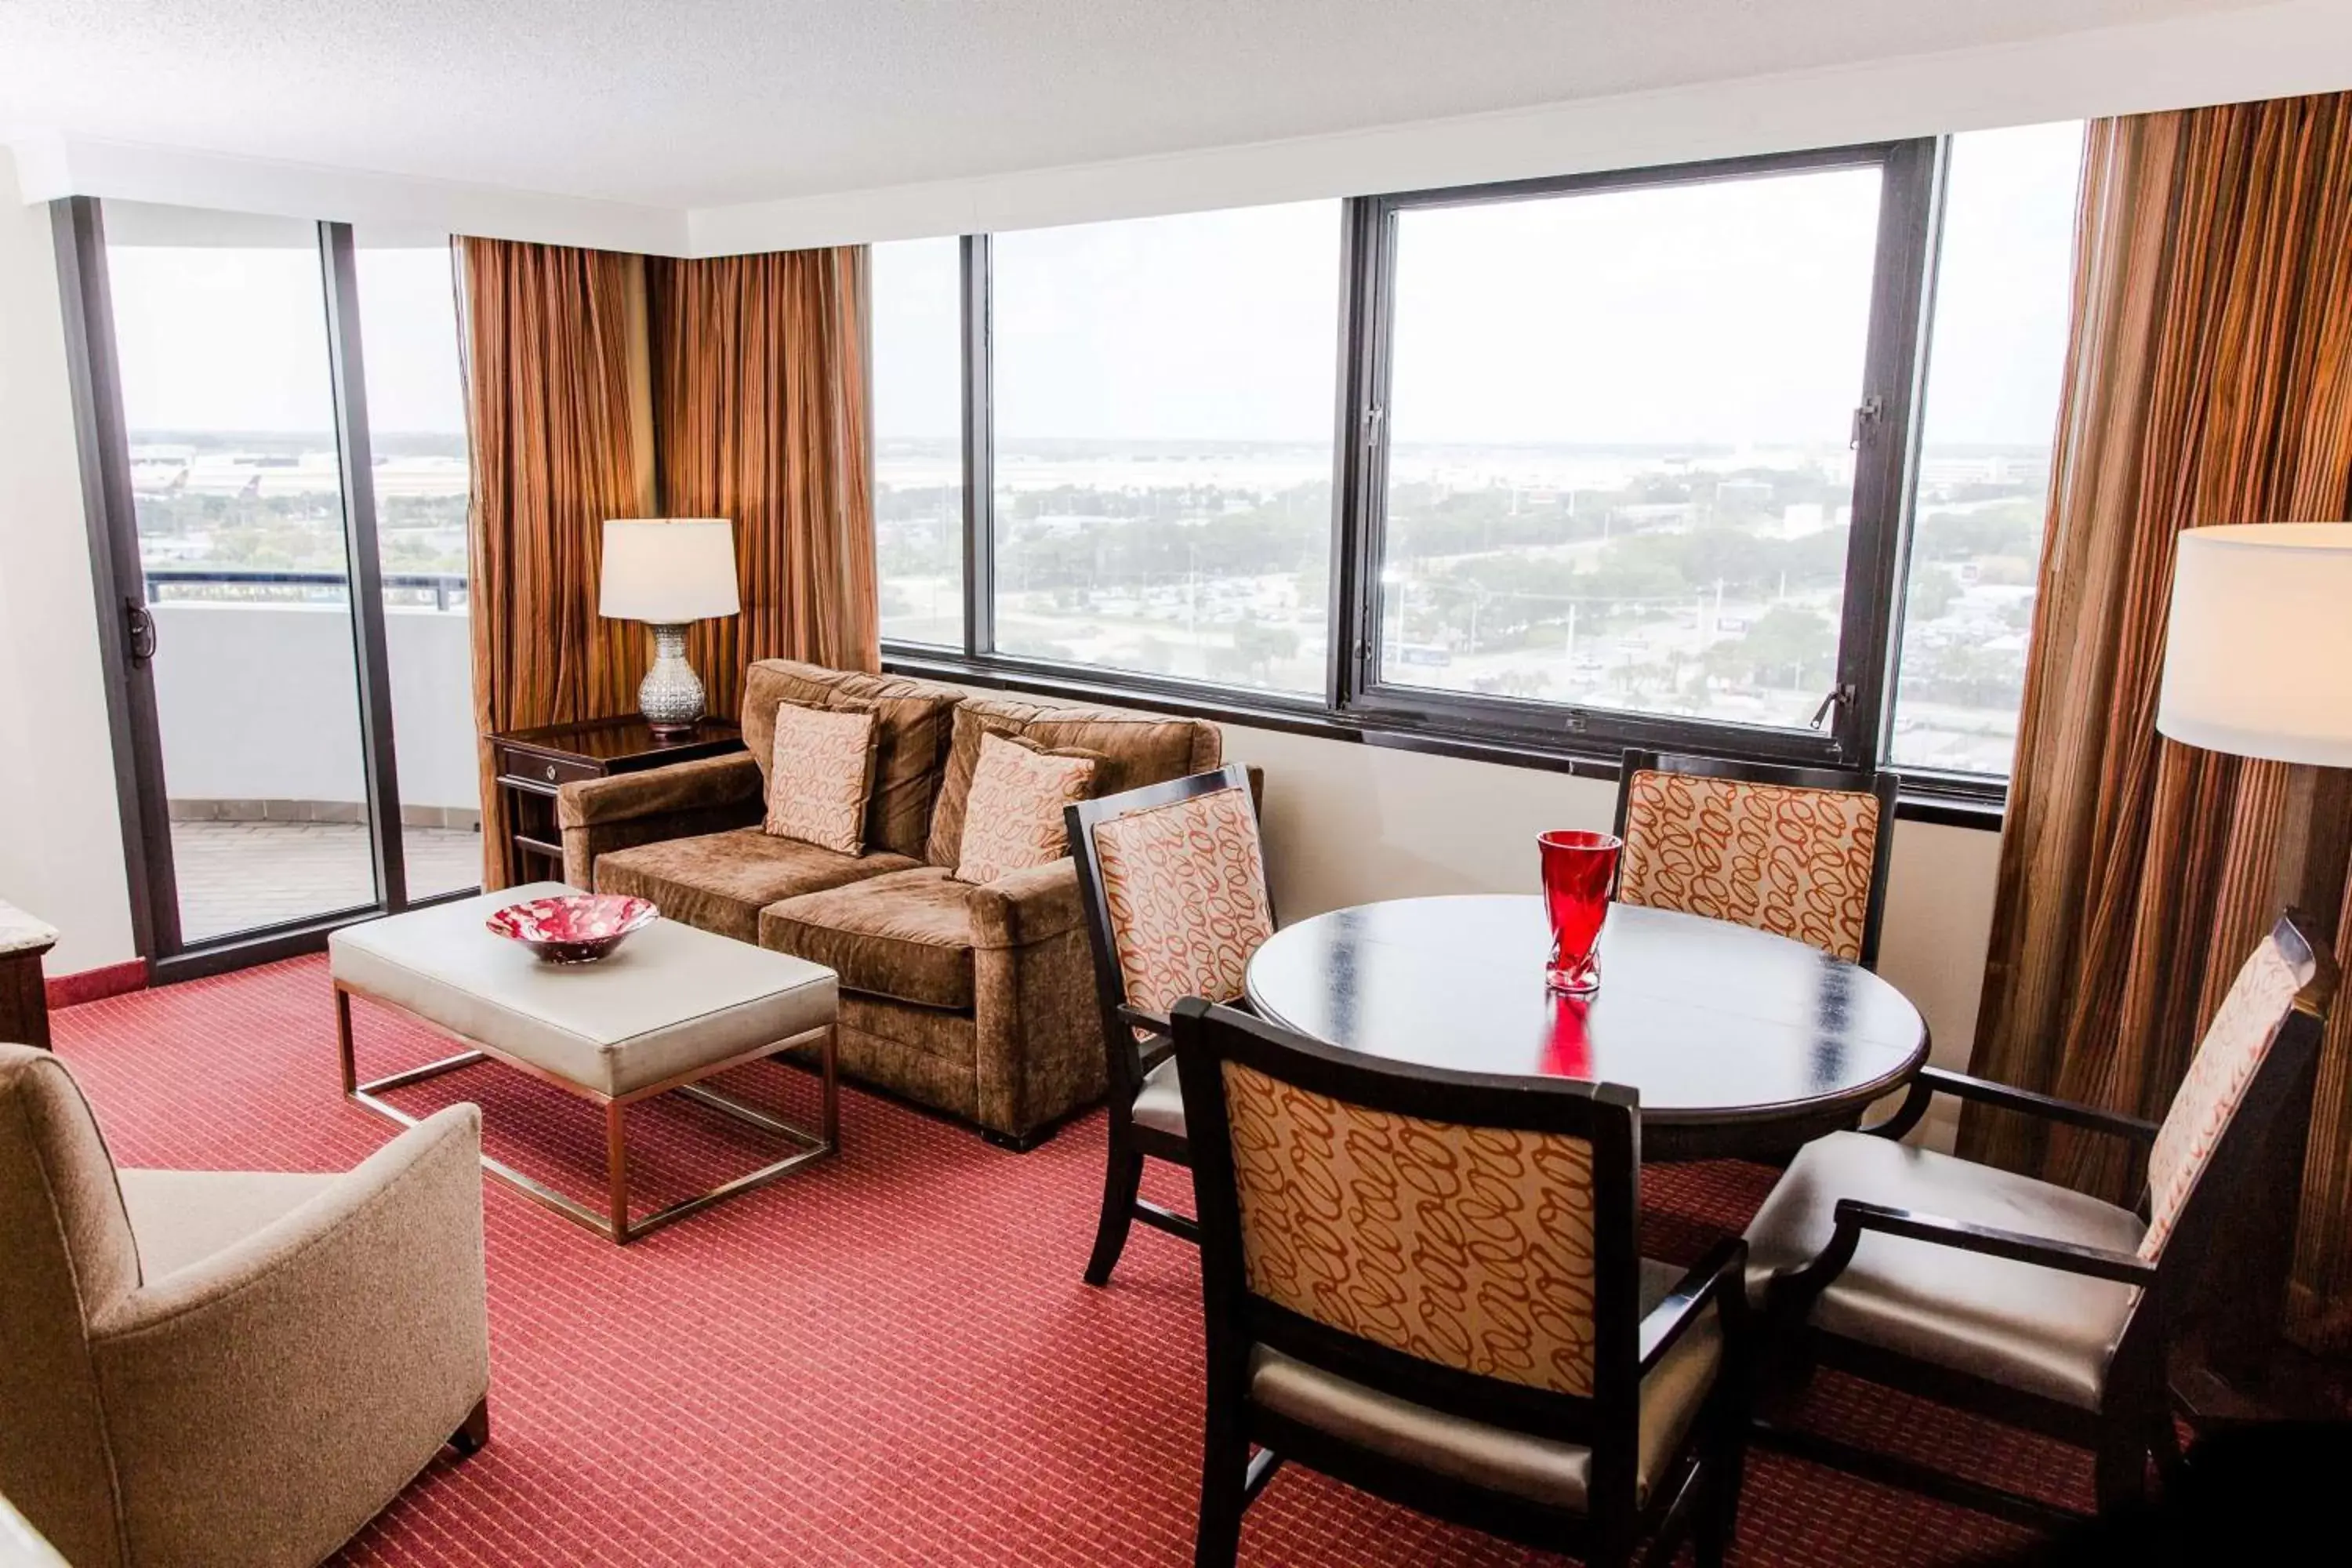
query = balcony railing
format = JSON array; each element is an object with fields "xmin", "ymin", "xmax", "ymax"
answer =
[{"xmin": 143, "ymin": 566, "xmax": 470, "ymax": 612}]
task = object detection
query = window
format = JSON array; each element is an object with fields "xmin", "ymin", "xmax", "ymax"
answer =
[
  {"xmin": 1370, "ymin": 162, "xmax": 1892, "ymax": 742},
  {"xmin": 873, "ymin": 129, "xmax": 2083, "ymax": 803},
  {"xmin": 1889, "ymin": 123, "xmax": 2083, "ymax": 776},
  {"xmin": 873, "ymin": 237, "xmax": 964, "ymax": 647},
  {"xmin": 355, "ymin": 230, "xmax": 480, "ymax": 899},
  {"xmin": 988, "ymin": 202, "xmax": 1339, "ymax": 695}
]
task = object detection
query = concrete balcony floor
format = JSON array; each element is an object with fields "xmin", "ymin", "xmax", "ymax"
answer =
[{"xmin": 170, "ymin": 819, "xmax": 485, "ymax": 942}]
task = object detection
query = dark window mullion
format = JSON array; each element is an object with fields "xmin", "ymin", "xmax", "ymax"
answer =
[
  {"xmin": 960, "ymin": 233, "xmax": 994, "ymax": 659},
  {"xmin": 318, "ymin": 220, "xmax": 408, "ymax": 912}
]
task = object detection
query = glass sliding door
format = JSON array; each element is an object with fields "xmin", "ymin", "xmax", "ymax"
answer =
[
  {"xmin": 354, "ymin": 229, "xmax": 481, "ymax": 899},
  {"xmin": 101, "ymin": 202, "xmax": 383, "ymax": 942}
]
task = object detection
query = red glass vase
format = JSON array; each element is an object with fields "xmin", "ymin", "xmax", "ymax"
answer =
[{"xmin": 1538, "ymin": 829, "xmax": 1621, "ymax": 994}]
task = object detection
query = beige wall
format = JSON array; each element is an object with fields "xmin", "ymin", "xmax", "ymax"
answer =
[
  {"xmin": 0, "ymin": 151, "xmax": 138, "ymax": 977},
  {"xmin": 1218, "ymin": 721, "xmax": 1998, "ymax": 1145}
]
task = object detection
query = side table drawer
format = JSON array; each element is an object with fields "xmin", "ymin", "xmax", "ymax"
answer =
[{"xmin": 495, "ymin": 746, "xmax": 602, "ymax": 796}]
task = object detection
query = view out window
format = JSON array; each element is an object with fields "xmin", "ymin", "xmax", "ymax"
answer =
[
  {"xmin": 988, "ymin": 201, "xmax": 1340, "ymax": 695},
  {"xmin": 355, "ymin": 230, "xmax": 481, "ymax": 899},
  {"xmin": 1889, "ymin": 123, "xmax": 2083, "ymax": 776},
  {"xmin": 873, "ymin": 237, "xmax": 965, "ymax": 646},
  {"xmin": 1371, "ymin": 162, "xmax": 1889, "ymax": 736}
]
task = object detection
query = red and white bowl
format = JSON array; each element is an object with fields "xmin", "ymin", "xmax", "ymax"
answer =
[{"xmin": 486, "ymin": 894, "xmax": 658, "ymax": 964}]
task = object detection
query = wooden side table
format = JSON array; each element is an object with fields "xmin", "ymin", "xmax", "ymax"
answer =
[
  {"xmin": 0, "ymin": 900, "xmax": 60, "ymax": 1051},
  {"xmin": 488, "ymin": 717, "xmax": 745, "ymax": 887}
]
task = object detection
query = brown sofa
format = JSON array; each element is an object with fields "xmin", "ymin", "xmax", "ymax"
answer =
[{"xmin": 556, "ymin": 660, "xmax": 1225, "ymax": 1145}]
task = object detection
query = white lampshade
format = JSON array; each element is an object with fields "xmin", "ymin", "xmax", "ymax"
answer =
[
  {"xmin": 598, "ymin": 519, "xmax": 741, "ymax": 623},
  {"xmin": 2157, "ymin": 523, "xmax": 2352, "ymax": 766}
]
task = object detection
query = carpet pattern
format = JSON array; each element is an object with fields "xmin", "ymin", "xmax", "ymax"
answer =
[{"xmin": 45, "ymin": 955, "xmax": 2091, "ymax": 1566}]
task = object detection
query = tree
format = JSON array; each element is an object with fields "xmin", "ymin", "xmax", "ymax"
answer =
[{"xmin": 1907, "ymin": 565, "xmax": 1962, "ymax": 622}]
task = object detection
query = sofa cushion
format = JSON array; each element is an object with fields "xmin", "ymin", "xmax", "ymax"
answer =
[
  {"xmin": 954, "ymin": 733, "xmax": 1101, "ymax": 884},
  {"xmin": 595, "ymin": 827, "xmax": 915, "ymax": 944},
  {"xmin": 742, "ymin": 659, "xmax": 962, "ymax": 859},
  {"xmin": 761, "ymin": 867, "xmax": 981, "ymax": 1011},
  {"xmin": 925, "ymin": 697, "xmax": 1221, "ymax": 867},
  {"xmin": 762, "ymin": 700, "xmax": 879, "ymax": 855}
]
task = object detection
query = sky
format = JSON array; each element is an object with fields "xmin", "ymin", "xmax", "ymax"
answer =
[
  {"xmin": 102, "ymin": 119, "xmax": 2082, "ymax": 453},
  {"xmin": 873, "ymin": 120, "xmax": 2084, "ymax": 451},
  {"xmin": 106, "ymin": 230, "xmax": 467, "ymax": 437}
]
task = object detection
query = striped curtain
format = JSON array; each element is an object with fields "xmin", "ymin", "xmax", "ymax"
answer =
[
  {"xmin": 460, "ymin": 239, "xmax": 657, "ymax": 888},
  {"xmin": 648, "ymin": 247, "xmax": 879, "ymax": 717},
  {"xmin": 1962, "ymin": 95, "xmax": 2352, "ymax": 1350}
]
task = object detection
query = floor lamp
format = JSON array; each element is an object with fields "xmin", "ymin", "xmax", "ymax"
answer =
[{"xmin": 2157, "ymin": 521, "xmax": 2352, "ymax": 1395}]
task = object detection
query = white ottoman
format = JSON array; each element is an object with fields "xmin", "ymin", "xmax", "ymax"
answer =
[{"xmin": 330, "ymin": 883, "xmax": 837, "ymax": 1243}]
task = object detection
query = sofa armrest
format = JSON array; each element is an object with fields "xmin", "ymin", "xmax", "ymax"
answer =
[
  {"xmin": 557, "ymin": 753, "xmax": 766, "ymax": 888},
  {"xmin": 88, "ymin": 1106, "xmax": 490, "ymax": 1567},
  {"xmin": 557, "ymin": 752, "xmax": 763, "ymax": 830},
  {"xmin": 968, "ymin": 858, "xmax": 1087, "ymax": 949}
]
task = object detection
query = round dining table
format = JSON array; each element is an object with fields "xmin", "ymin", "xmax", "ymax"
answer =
[{"xmin": 1243, "ymin": 895, "xmax": 1929, "ymax": 1162}]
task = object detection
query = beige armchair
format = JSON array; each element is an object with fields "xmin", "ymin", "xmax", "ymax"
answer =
[{"xmin": 0, "ymin": 1044, "xmax": 491, "ymax": 1568}]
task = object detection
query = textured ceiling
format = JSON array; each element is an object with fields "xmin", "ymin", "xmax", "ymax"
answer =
[{"xmin": 0, "ymin": 1, "xmax": 2280, "ymax": 209}]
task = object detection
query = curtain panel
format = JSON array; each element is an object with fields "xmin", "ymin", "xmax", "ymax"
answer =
[
  {"xmin": 459, "ymin": 239, "xmax": 656, "ymax": 889},
  {"xmin": 1963, "ymin": 94, "xmax": 2352, "ymax": 1350},
  {"xmin": 648, "ymin": 248, "xmax": 880, "ymax": 716}
]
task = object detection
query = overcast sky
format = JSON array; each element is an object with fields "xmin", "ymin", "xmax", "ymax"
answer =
[
  {"xmin": 107, "ymin": 236, "xmax": 466, "ymax": 436},
  {"xmin": 106, "ymin": 120, "xmax": 2079, "ymax": 452}
]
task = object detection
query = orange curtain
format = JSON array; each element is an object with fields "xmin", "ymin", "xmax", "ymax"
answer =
[
  {"xmin": 648, "ymin": 247, "xmax": 879, "ymax": 717},
  {"xmin": 1963, "ymin": 95, "xmax": 2352, "ymax": 1350},
  {"xmin": 460, "ymin": 238, "xmax": 657, "ymax": 888}
]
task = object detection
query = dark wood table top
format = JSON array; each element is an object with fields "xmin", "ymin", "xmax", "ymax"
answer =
[
  {"xmin": 1243, "ymin": 895, "xmax": 1930, "ymax": 1161},
  {"xmin": 492, "ymin": 716, "xmax": 743, "ymax": 769}
]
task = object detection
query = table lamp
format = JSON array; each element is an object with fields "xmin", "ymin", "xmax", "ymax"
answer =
[
  {"xmin": 2155, "ymin": 521, "xmax": 2352, "ymax": 1392},
  {"xmin": 599, "ymin": 518, "xmax": 741, "ymax": 735}
]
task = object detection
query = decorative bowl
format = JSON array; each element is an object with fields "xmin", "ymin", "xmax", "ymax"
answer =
[{"xmin": 486, "ymin": 894, "xmax": 658, "ymax": 964}]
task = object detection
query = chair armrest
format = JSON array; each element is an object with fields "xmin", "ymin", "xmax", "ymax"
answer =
[
  {"xmin": 1864, "ymin": 1065, "xmax": 2161, "ymax": 1145},
  {"xmin": 1639, "ymin": 1237, "xmax": 1746, "ymax": 1373},
  {"xmin": 555, "ymin": 752, "xmax": 763, "ymax": 830},
  {"xmin": 86, "ymin": 1108, "xmax": 490, "ymax": 1561},
  {"xmin": 1773, "ymin": 1197, "xmax": 2156, "ymax": 1309},
  {"xmin": 968, "ymin": 858, "xmax": 1086, "ymax": 949}
]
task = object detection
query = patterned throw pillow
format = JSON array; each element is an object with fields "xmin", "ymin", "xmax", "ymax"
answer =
[
  {"xmin": 764, "ymin": 702, "xmax": 880, "ymax": 855},
  {"xmin": 954, "ymin": 731, "xmax": 1099, "ymax": 885}
]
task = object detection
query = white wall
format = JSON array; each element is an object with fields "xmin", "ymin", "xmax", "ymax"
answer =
[
  {"xmin": 1219, "ymin": 723, "xmax": 1998, "ymax": 1148},
  {"xmin": 149, "ymin": 601, "xmax": 477, "ymax": 811},
  {"xmin": 0, "ymin": 147, "xmax": 139, "ymax": 975}
]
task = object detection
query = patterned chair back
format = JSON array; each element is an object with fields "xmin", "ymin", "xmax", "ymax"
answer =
[
  {"xmin": 1076, "ymin": 768, "xmax": 1274, "ymax": 1018},
  {"xmin": 2139, "ymin": 916, "xmax": 2333, "ymax": 1260},
  {"xmin": 1174, "ymin": 1000, "xmax": 1646, "ymax": 1453},
  {"xmin": 1613, "ymin": 749, "xmax": 1896, "ymax": 966}
]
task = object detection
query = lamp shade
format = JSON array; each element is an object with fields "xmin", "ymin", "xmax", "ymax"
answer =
[
  {"xmin": 2157, "ymin": 523, "xmax": 2352, "ymax": 766},
  {"xmin": 598, "ymin": 519, "xmax": 741, "ymax": 623}
]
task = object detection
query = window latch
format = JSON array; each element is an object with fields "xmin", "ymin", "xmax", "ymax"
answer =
[
  {"xmin": 1363, "ymin": 405, "xmax": 1385, "ymax": 446},
  {"xmin": 125, "ymin": 598, "xmax": 158, "ymax": 664},
  {"xmin": 1809, "ymin": 682, "xmax": 1856, "ymax": 731},
  {"xmin": 1849, "ymin": 395, "xmax": 1884, "ymax": 448}
]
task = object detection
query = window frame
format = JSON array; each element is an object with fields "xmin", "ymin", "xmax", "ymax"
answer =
[{"xmin": 878, "ymin": 136, "xmax": 2021, "ymax": 822}]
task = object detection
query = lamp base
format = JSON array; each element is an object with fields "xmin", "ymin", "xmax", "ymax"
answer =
[{"xmin": 637, "ymin": 623, "xmax": 706, "ymax": 736}]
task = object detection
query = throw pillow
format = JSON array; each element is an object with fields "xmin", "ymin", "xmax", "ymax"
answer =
[
  {"xmin": 954, "ymin": 731, "xmax": 1100, "ymax": 884},
  {"xmin": 764, "ymin": 700, "xmax": 880, "ymax": 855}
]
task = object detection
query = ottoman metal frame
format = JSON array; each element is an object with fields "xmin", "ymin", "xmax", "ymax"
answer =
[{"xmin": 335, "ymin": 979, "xmax": 837, "ymax": 1244}]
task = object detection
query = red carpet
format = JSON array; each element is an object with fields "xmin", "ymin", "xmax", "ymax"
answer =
[{"xmin": 49, "ymin": 956, "xmax": 2087, "ymax": 1566}]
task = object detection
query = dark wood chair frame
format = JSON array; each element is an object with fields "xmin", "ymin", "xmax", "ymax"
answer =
[
  {"xmin": 1066, "ymin": 764, "xmax": 1269, "ymax": 1285},
  {"xmin": 1755, "ymin": 913, "xmax": 2337, "ymax": 1532},
  {"xmin": 1612, "ymin": 748, "xmax": 1902, "ymax": 971},
  {"xmin": 1172, "ymin": 997, "xmax": 1751, "ymax": 1568}
]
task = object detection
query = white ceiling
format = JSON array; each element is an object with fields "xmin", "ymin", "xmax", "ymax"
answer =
[{"xmin": 0, "ymin": 0, "xmax": 2287, "ymax": 212}]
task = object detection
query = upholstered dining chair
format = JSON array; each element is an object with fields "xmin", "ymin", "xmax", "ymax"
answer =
[
  {"xmin": 0, "ymin": 1044, "xmax": 492, "ymax": 1568},
  {"xmin": 1067, "ymin": 764, "xmax": 1272, "ymax": 1285},
  {"xmin": 1612, "ymin": 748, "xmax": 1899, "ymax": 968},
  {"xmin": 1172, "ymin": 997, "xmax": 1750, "ymax": 1568},
  {"xmin": 1743, "ymin": 912, "xmax": 2336, "ymax": 1528}
]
